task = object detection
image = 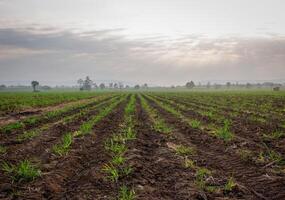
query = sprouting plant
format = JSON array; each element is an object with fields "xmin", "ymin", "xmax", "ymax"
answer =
[
  {"xmin": 184, "ymin": 158, "xmax": 195, "ymax": 169},
  {"xmin": 118, "ymin": 185, "xmax": 135, "ymax": 200},
  {"xmin": 196, "ymin": 167, "xmax": 211, "ymax": 181},
  {"xmin": 102, "ymin": 163, "xmax": 119, "ymax": 182},
  {"xmin": 1, "ymin": 122, "xmax": 24, "ymax": 134},
  {"xmin": 111, "ymin": 155, "xmax": 126, "ymax": 166},
  {"xmin": 0, "ymin": 145, "xmax": 7, "ymax": 154},
  {"xmin": 190, "ymin": 120, "xmax": 201, "ymax": 129},
  {"xmin": 195, "ymin": 167, "xmax": 212, "ymax": 189},
  {"xmin": 224, "ymin": 177, "xmax": 236, "ymax": 192},
  {"xmin": 17, "ymin": 130, "xmax": 39, "ymax": 142},
  {"xmin": 123, "ymin": 127, "xmax": 136, "ymax": 141},
  {"xmin": 268, "ymin": 150, "xmax": 284, "ymax": 164},
  {"xmin": 175, "ymin": 145, "xmax": 195, "ymax": 156},
  {"xmin": 216, "ymin": 119, "xmax": 233, "ymax": 141},
  {"xmin": 122, "ymin": 166, "xmax": 133, "ymax": 176},
  {"xmin": 104, "ymin": 139, "xmax": 127, "ymax": 155},
  {"xmin": 2, "ymin": 160, "xmax": 41, "ymax": 182},
  {"xmin": 52, "ymin": 133, "xmax": 73, "ymax": 156},
  {"xmin": 257, "ymin": 152, "xmax": 266, "ymax": 163}
]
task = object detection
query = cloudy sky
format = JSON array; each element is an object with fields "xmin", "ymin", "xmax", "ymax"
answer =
[{"xmin": 0, "ymin": 0, "xmax": 284, "ymax": 86}]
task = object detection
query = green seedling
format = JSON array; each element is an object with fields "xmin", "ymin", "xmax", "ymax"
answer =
[
  {"xmin": 105, "ymin": 139, "xmax": 127, "ymax": 155},
  {"xmin": 175, "ymin": 145, "xmax": 195, "ymax": 156},
  {"xmin": 2, "ymin": 160, "xmax": 41, "ymax": 182},
  {"xmin": 216, "ymin": 119, "xmax": 233, "ymax": 141},
  {"xmin": 102, "ymin": 163, "xmax": 119, "ymax": 182},
  {"xmin": 118, "ymin": 185, "xmax": 135, "ymax": 200},
  {"xmin": 122, "ymin": 166, "xmax": 133, "ymax": 176},
  {"xmin": 52, "ymin": 133, "xmax": 73, "ymax": 156},
  {"xmin": 17, "ymin": 130, "xmax": 39, "ymax": 142},
  {"xmin": 184, "ymin": 158, "xmax": 195, "ymax": 169},
  {"xmin": 224, "ymin": 177, "xmax": 237, "ymax": 192},
  {"xmin": 111, "ymin": 155, "xmax": 126, "ymax": 166},
  {"xmin": 189, "ymin": 120, "xmax": 201, "ymax": 129}
]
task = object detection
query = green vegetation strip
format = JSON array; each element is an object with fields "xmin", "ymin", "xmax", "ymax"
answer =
[
  {"xmin": 145, "ymin": 94, "xmax": 234, "ymax": 141},
  {"xmin": 15, "ymin": 95, "xmax": 120, "ymax": 142},
  {"xmin": 103, "ymin": 94, "xmax": 136, "ymax": 200},
  {"xmin": 1, "ymin": 94, "xmax": 114, "ymax": 134},
  {"xmin": 52, "ymin": 95, "xmax": 125, "ymax": 156},
  {"xmin": 139, "ymin": 94, "xmax": 172, "ymax": 134}
]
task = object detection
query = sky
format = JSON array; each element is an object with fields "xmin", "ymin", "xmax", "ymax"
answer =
[{"xmin": 0, "ymin": 0, "xmax": 284, "ymax": 86}]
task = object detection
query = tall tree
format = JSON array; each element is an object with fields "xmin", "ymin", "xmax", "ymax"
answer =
[
  {"xmin": 186, "ymin": 81, "xmax": 195, "ymax": 89},
  {"xmin": 99, "ymin": 83, "xmax": 105, "ymax": 89},
  {"xmin": 31, "ymin": 81, "xmax": 39, "ymax": 92},
  {"xmin": 77, "ymin": 79, "xmax": 83, "ymax": 89},
  {"xmin": 83, "ymin": 76, "xmax": 93, "ymax": 90}
]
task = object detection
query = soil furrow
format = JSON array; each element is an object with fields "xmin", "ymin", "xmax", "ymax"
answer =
[{"xmin": 144, "ymin": 95, "xmax": 285, "ymax": 200}]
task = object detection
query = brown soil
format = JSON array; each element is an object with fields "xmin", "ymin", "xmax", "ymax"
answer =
[
  {"xmin": 0, "ymin": 96, "xmax": 101, "ymax": 127},
  {"xmin": 144, "ymin": 95, "xmax": 285, "ymax": 200}
]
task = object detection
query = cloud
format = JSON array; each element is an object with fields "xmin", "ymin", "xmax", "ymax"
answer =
[{"xmin": 0, "ymin": 25, "xmax": 285, "ymax": 85}]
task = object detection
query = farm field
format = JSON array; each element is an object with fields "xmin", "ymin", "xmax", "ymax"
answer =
[{"xmin": 0, "ymin": 91, "xmax": 285, "ymax": 200}]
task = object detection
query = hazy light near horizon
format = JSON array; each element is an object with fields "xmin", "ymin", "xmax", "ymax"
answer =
[{"xmin": 0, "ymin": 0, "xmax": 284, "ymax": 85}]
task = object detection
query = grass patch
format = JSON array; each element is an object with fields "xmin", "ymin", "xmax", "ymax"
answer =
[
  {"xmin": 118, "ymin": 185, "xmax": 135, "ymax": 200},
  {"xmin": 2, "ymin": 160, "xmax": 41, "ymax": 182},
  {"xmin": 189, "ymin": 120, "xmax": 201, "ymax": 129},
  {"xmin": 52, "ymin": 133, "xmax": 73, "ymax": 156},
  {"xmin": 175, "ymin": 145, "xmax": 195, "ymax": 156},
  {"xmin": 224, "ymin": 177, "xmax": 237, "ymax": 192},
  {"xmin": 216, "ymin": 119, "xmax": 234, "ymax": 141}
]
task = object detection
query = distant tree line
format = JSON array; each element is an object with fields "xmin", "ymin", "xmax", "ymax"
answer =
[{"xmin": 77, "ymin": 76, "xmax": 149, "ymax": 91}]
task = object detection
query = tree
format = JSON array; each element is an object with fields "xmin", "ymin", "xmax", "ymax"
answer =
[
  {"xmin": 93, "ymin": 83, "xmax": 98, "ymax": 89},
  {"xmin": 186, "ymin": 81, "xmax": 195, "ymax": 89},
  {"xmin": 125, "ymin": 85, "xmax": 130, "ymax": 89},
  {"xmin": 77, "ymin": 79, "xmax": 83, "ymax": 89},
  {"xmin": 109, "ymin": 83, "xmax": 113, "ymax": 89},
  {"xmin": 226, "ymin": 82, "xmax": 231, "ymax": 88},
  {"xmin": 114, "ymin": 83, "xmax": 118, "ymax": 89},
  {"xmin": 206, "ymin": 82, "xmax": 211, "ymax": 89},
  {"xmin": 119, "ymin": 82, "xmax": 124, "ymax": 89},
  {"xmin": 134, "ymin": 85, "xmax": 140, "ymax": 89},
  {"xmin": 0, "ymin": 84, "xmax": 6, "ymax": 90},
  {"xmin": 246, "ymin": 83, "xmax": 252, "ymax": 89},
  {"xmin": 142, "ymin": 83, "xmax": 148, "ymax": 89},
  {"xmin": 31, "ymin": 81, "xmax": 39, "ymax": 92},
  {"xmin": 83, "ymin": 76, "xmax": 93, "ymax": 90},
  {"xmin": 99, "ymin": 83, "xmax": 105, "ymax": 89}
]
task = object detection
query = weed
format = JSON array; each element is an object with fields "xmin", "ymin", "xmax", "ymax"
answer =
[
  {"xmin": 122, "ymin": 166, "xmax": 133, "ymax": 176},
  {"xmin": 111, "ymin": 155, "xmax": 126, "ymax": 166},
  {"xmin": 102, "ymin": 163, "xmax": 119, "ymax": 182},
  {"xmin": 216, "ymin": 119, "xmax": 233, "ymax": 141},
  {"xmin": 189, "ymin": 120, "xmax": 201, "ymax": 129},
  {"xmin": 118, "ymin": 185, "xmax": 135, "ymax": 200},
  {"xmin": 105, "ymin": 139, "xmax": 127, "ymax": 155},
  {"xmin": 2, "ymin": 160, "xmax": 41, "ymax": 182},
  {"xmin": 224, "ymin": 177, "xmax": 236, "ymax": 191},
  {"xmin": 184, "ymin": 158, "xmax": 195, "ymax": 169},
  {"xmin": 1, "ymin": 122, "xmax": 24, "ymax": 134},
  {"xmin": 195, "ymin": 167, "xmax": 212, "ymax": 189},
  {"xmin": 175, "ymin": 145, "xmax": 195, "ymax": 156},
  {"xmin": 52, "ymin": 133, "xmax": 73, "ymax": 156},
  {"xmin": 17, "ymin": 130, "xmax": 39, "ymax": 142}
]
